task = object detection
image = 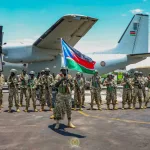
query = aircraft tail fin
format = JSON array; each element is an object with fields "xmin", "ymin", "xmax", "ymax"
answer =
[{"xmin": 111, "ymin": 14, "xmax": 149, "ymax": 54}]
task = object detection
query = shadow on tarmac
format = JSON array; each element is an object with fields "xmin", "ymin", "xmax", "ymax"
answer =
[{"xmin": 48, "ymin": 124, "xmax": 86, "ymax": 138}]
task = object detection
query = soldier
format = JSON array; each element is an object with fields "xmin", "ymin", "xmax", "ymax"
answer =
[
  {"xmin": 139, "ymin": 72, "xmax": 147, "ymax": 102},
  {"xmin": 90, "ymin": 70, "xmax": 102, "ymax": 110},
  {"xmin": 103, "ymin": 73, "xmax": 117, "ymax": 110},
  {"xmin": 53, "ymin": 66, "xmax": 75, "ymax": 129},
  {"xmin": 143, "ymin": 73, "xmax": 150, "ymax": 109},
  {"xmin": 112, "ymin": 74, "xmax": 117, "ymax": 104},
  {"xmin": 7, "ymin": 69, "xmax": 20, "ymax": 113},
  {"xmin": 81, "ymin": 73, "xmax": 86, "ymax": 106},
  {"xmin": 24, "ymin": 71, "xmax": 38, "ymax": 112},
  {"xmin": 40, "ymin": 68, "xmax": 54, "ymax": 111},
  {"xmin": 121, "ymin": 72, "xmax": 133, "ymax": 109},
  {"xmin": 73, "ymin": 72, "xmax": 84, "ymax": 111},
  {"xmin": 19, "ymin": 70, "xmax": 29, "ymax": 106},
  {"xmin": 0, "ymin": 72, "xmax": 4, "ymax": 108},
  {"xmin": 132, "ymin": 71, "xmax": 143, "ymax": 109}
]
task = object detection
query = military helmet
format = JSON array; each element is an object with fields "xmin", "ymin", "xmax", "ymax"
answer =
[
  {"xmin": 60, "ymin": 66, "xmax": 68, "ymax": 70},
  {"xmin": 107, "ymin": 73, "xmax": 112, "ymax": 77},
  {"xmin": 41, "ymin": 70, "xmax": 45, "ymax": 73},
  {"xmin": 95, "ymin": 70, "xmax": 98, "ymax": 73},
  {"xmin": 139, "ymin": 72, "xmax": 143, "ymax": 75},
  {"xmin": 45, "ymin": 68, "xmax": 50, "ymax": 72},
  {"xmin": 134, "ymin": 71, "xmax": 139, "ymax": 75},
  {"xmin": 10, "ymin": 69, "xmax": 17, "ymax": 74},
  {"xmin": 29, "ymin": 71, "xmax": 35, "ymax": 75},
  {"xmin": 76, "ymin": 72, "xmax": 81, "ymax": 76}
]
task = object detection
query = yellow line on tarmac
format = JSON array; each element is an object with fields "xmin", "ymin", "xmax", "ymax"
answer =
[{"xmin": 78, "ymin": 111, "xmax": 150, "ymax": 125}]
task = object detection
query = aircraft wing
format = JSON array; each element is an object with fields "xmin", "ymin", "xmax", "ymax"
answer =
[{"xmin": 33, "ymin": 14, "xmax": 98, "ymax": 50}]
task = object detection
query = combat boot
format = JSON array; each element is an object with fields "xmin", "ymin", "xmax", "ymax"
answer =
[
  {"xmin": 79, "ymin": 105, "xmax": 83, "ymax": 111},
  {"xmin": 16, "ymin": 108, "xmax": 20, "ymax": 112},
  {"xmin": 49, "ymin": 107, "xmax": 53, "ymax": 111},
  {"xmin": 122, "ymin": 104, "xmax": 125, "ymax": 110},
  {"xmin": 113, "ymin": 105, "xmax": 118, "ymax": 110},
  {"xmin": 24, "ymin": 108, "xmax": 28, "ymax": 112},
  {"xmin": 143, "ymin": 102, "xmax": 148, "ymax": 109},
  {"xmin": 128, "ymin": 104, "xmax": 132, "ymax": 109},
  {"xmin": 107, "ymin": 105, "xmax": 110, "ymax": 110},
  {"xmin": 139, "ymin": 103, "xmax": 143, "ymax": 109},
  {"xmin": 132, "ymin": 104, "xmax": 135, "ymax": 109},
  {"xmin": 34, "ymin": 108, "xmax": 38, "ymax": 112},
  {"xmin": 54, "ymin": 120, "xmax": 60, "ymax": 129},
  {"xmin": 8, "ymin": 107, "xmax": 12, "ymax": 113},
  {"xmin": 50, "ymin": 115, "xmax": 54, "ymax": 119},
  {"xmin": 68, "ymin": 120, "xmax": 75, "ymax": 128},
  {"xmin": 40, "ymin": 106, "xmax": 44, "ymax": 112}
]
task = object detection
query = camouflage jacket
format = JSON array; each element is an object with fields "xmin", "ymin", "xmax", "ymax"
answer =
[
  {"xmin": 103, "ymin": 78, "xmax": 117, "ymax": 92},
  {"xmin": 90, "ymin": 75, "xmax": 101, "ymax": 90},
  {"xmin": 121, "ymin": 77, "xmax": 132, "ymax": 89},
  {"xmin": 28, "ymin": 77, "xmax": 37, "ymax": 90},
  {"xmin": 7, "ymin": 75, "xmax": 18, "ymax": 89},
  {"xmin": 0, "ymin": 74, "xmax": 4, "ymax": 89},
  {"xmin": 73, "ymin": 77, "xmax": 84, "ymax": 92},
  {"xmin": 19, "ymin": 74, "xmax": 29, "ymax": 89},
  {"xmin": 55, "ymin": 73, "xmax": 73, "ymax": 94},
  {"xmin": 41, "ymin": 74, "xmax": 54, "ymax": 90}
]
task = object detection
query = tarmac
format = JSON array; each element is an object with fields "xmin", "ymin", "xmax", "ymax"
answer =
[{"xmin": 0, "ymin": 89, "xmax": 150, "ymax": 150}]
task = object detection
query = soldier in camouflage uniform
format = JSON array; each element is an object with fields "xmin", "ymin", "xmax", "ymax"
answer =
[
  {"xmin": 103, "ymin": 73, "xmax": 117, "ymax": 110},
  {"xmin": 19, "ymin": 70, "xmax": 29, "ymax": 106},
  {"xmin": 112, "ymin": 74, "xmax": 117, "ymax": 104},
  {"xmin": 81, "ymin": 73, "xmax": 86, "ymax": 106},
  {"xmin": 24, "ymin": 71, "xmax": 38, "ymax": 112},
  {"xmin": 90, "ymin": 70, "xmax": 102, "ymax": 110},
  {"xmin": 73, "ymin": 72, "xmax": 84, "ymax": 111},
  {"xmin": 143, "ymin": 73, "xmax": 150, "ymax": 109},
  {"xmin": 53, "ymin": 66, "xmax": 75, "ymax": 129},
  {"xmin": 139, "ymin": 72, "xmax": 147, "ymax": 102},
  {"xmin": 121, "ymin": 72, "xmax": 133, "ymax": 109},
  {"xmin": 132, "ymin": 71, "xmax": 143, "ymax": 109},
  {"xmin": 0, "ymin": 72, "xmax": 4, "ymax": 108},
  {"xmin": 7, "ymin": 69, "xmax": 20, "ymax": 113},
  {"xmin": 40, "ymin": 68, "xmax": 54, "ymax": 111}
]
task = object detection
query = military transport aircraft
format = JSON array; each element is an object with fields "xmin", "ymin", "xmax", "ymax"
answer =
[{"xmin": 1, "ymin": 14, "xmax": 149, "ymax": 79}]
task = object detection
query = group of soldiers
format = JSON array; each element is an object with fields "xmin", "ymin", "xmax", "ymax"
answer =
[{"xmin": 0, "ymin": 67, "xmax": 150, "ymax": 129}]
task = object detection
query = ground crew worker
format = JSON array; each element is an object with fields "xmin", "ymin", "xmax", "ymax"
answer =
[
  {"xmin": 19, "ymin": 70, "xmax": 29, "ymax": 106},
  {"xmin": 139, "ymin": 72, "xmax": 147, "ymax": 102},
  {"xmin": 121, "ymin": 72, "xmax": 133, "ymax": 109},
  {"xmin": 0, "ymin": 72, "xmax": 4, "ymax": 108},
  {"xmin": 7, "ymin": 69, "xmax": 20, "ymax": 113},
  {"xmin": 24, "ymin": 71, "xmax": 38, "ymax": 112},
  {"xmin": 81, "ymin": 73, "xmax": 86, "ymax": 106},
  {"xmin": 73, "ymin": 72, "xmax": 84, "ymax": 111},
  {"xmin": 53, "ymin": 66, "xmax": 75, "ymax": 129},
  {"xmin": 132, "ymin": 71, "xmax": 143, "ymax": 109},
  {"xmin": 103, "ymin": 73, "xmax": 117, "ymax": 110},
  {"xmin": 143, "ymin": 73, "xmax": 150, "ymax": 109},
  {"xmin": 40, "ymin": 68, "xmax": 54, "ymax": 111},
  {"xmin": 90, "ymin": 70, "xmax": 102, "ymax": 110}
]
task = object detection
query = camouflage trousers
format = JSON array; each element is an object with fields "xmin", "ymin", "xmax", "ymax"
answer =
[
  {"xmin": 106, "ymin": 90, "xmax": 116, "ymax": 105},
  {"xmin": 41, "ymin": 88, "xmax": 52, "ymax": 107},
  {"xmin": 8, "ymin": 87, "xmax": 19, "ymax": 108},
  {"xmin": 27, "ymin": 88, "xmax": 36, "ymax": 109},
  {"xmin": 82, "ymin": 88, "xmax": 85, "ymax": 105},
  {"xmin": 122, "ymin": 88, "xmax": 132, "ymax": 105},
  {"xmin": 53, "ymin": 93, "xmax": 72, "ymax": 120},
  {"xmin": 0, "ymin": 89, "xmax": 3, "ymax": 106},
  {"xmin": 38, "ymin": 86, "xmax": 43, "ymax": 104},
  {"xmin": 74, "ymin": 90, "xmax": 82, "ymax": 106},
  {"xmin": 90, "ymin": 88, "xmax": 101, "ymax": 108},
  {"xmin": 142, "ymin": 86, "xmax": 146, "ymax": 102},
  {"xmin": 145, "ymin": 88, "xmax": 150, "ymax": 106},
  {"xmin": 20, "ymin": 88, "xmax": 28, "ymax": 104},
  {"xmin": 132, "ymin": 87, "xmax": 142, "ymax": 105}
]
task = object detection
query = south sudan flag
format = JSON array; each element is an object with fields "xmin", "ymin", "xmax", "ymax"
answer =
[{"xmin": 130, "ymin": 31, "xmax": 136, "ymax": 36}]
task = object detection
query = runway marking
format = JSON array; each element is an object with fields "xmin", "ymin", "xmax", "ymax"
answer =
[{"xmin": 78, "ymin": 111, "xmax": 150, "ymax": 125}]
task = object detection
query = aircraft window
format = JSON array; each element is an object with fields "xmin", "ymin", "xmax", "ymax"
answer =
[
  {"xmin": 2, "ymin": 62, "xmax": 5, "ymax": 65},
  {"xmin": 133, "ymin": 22, "xmax": 139, "ymax": 30}
]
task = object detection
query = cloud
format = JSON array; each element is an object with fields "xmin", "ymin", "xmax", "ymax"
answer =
[
  {"xmin": 130, "ymin": 9, "xmax": 143, "ymax": 14},
  {"xmin": 121, "ymin": 14, "xmax": 127, "ymax": 17}
]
